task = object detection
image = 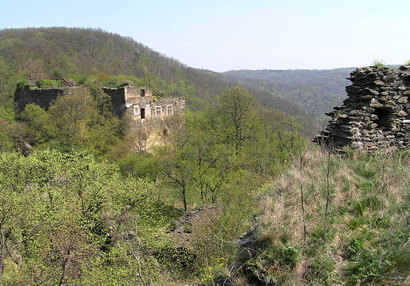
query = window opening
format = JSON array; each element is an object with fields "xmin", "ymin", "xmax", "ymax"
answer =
[
  {"xmin": 156, "ymin": 106, "xmax": 162, "ymax": 118},
  {"xmin": 140, "ymin": 89, "xmax": 145, "ymax": 97},
  {"xmin": 167, "ymin": 105, "xmax": 173, "ymax": 116},
  {"xmin": 373, "ymin": 108, "xmax": 389, "ymax": 128},
  {"xmin": 140, "ymin": 108, "xmax": 145, "ymax": 119},
  {"xmin": 133, "ymin": 105, "xmax": 139, "ymax": 115}
]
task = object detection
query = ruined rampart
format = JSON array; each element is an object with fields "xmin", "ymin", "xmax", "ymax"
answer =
[
  {"xmin": 102, "ymin": 87, "xmax": 127, "ymax": 116},
  {"xmin": 15, "ymin": 88, "xmax": 65, "ymax": 113},
  {"xmin": 315, "ymin": 65, "xmax": 410, "ymax": 153},
  {"xmin": 14, "ymin": 85, "xmax": 185, "ymax": 151}
]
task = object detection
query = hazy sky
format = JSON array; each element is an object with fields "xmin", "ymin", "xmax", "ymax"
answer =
[{"xmin": 1, "ymin": 0, "xmax": 409, "ymax": 72}]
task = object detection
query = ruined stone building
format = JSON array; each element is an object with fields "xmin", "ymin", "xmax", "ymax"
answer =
[
  {"xmin": 15, "ymin": 82, "xmax": 185, "ymax": 151},
  {"xmin": 103, "ymin": 85, "xmax": 185, "ymax": 151},
  {"xmin": 315, "ymin": 65, "xmax": 410, "ymax": 153}
]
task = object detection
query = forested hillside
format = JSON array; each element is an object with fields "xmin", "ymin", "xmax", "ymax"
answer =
[
  {"xmin": 1, "ymin": 27, "xmax": 409, "ymax": 285},
  {"xmin": 1, "ymin": 80, "xmax": 311, "ymax": 284},
  {"xmin": 222, "ymin": 69, "xmax": 354, "ymax": 118},
  {"xmin": 0, "ymin": 28, "xmax": 313, "ymax": 285},
  {"xmin": 0, "ymin": 27, "xmax": 312, "ymax": 126}
]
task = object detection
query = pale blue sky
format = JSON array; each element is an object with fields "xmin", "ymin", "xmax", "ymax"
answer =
[{"xmin": 1, "ymin": 0, "xmax": 409, "ymax": 72}]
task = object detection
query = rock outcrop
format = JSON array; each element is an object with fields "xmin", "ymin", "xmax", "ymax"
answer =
[{"xmin": 315, "ymin": 65, "xmax": 410, "ymax": 153}]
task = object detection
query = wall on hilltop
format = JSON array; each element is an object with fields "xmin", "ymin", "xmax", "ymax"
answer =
[
  {"xmin": 315, "ymin": 66, "xmax": 410, "ymax": 153},
  {"xmin": 14, "ymin": 85, "xmax": 185, "ymax": 152},
  {"xmin": 15, "ymin": 88, "xmax": 65, "ymax": 113}
]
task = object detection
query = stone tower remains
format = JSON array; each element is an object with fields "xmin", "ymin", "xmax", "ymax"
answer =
[{"xmin": 315, "ymin": 65, "xmax": 410, "ymax": 153}]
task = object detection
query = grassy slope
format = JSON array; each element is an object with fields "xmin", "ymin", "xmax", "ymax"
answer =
[{"xmin": 233, "ymin": 148, "xmax": 410, "ymax": 285}]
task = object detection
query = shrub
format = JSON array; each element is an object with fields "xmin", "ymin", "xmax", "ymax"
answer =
[
  {"xmin": 16, "ymin": 79, "xmax": 29, "ymax": 91},
  {"xmin": 243, "ymin": 242, "xmax": 300, "ymax": 284},
  {"xmin": 278, "ymin": 243, "xmax": 300, "ymax": 267},
  {"xmin": 198, "ymin": 257, "xmax": 229, "ymax": 285},
  {"xmin": 36, "ymin": 78, "xmax": 56, "ymax": 88},
  {"xmin": 53, "ymin": 68, "xmax": 62, "ymax": 77},
  {"xmin": 154, "ymin": 246, "xmax": 197, "ymax": 276}
]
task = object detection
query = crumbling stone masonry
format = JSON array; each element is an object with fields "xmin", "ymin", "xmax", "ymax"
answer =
[
  {"xmin": 103, "ymin": 85, "xmax": 185, "ymax": 151},
  {"xmin": 314, "ymin": 65, "xmax": 410, "ymax": 153},
  {"xmin": 15, "ymin": 85, "xmax": 185, "ymax": 151}
]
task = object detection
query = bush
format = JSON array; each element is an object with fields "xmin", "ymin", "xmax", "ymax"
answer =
[
  {"xmin": 36, "ymin": 78, "xmax": 57, "ymax": 88},
  {"xmin": 278, "ymin": 243, "xmax": 300, "ymax": 267},
  {"xmin": 154, "ymin": 246, "xmax": 197, "ymax": 276},
  {"xmin": 53, "ymin": 68, "xmax": 62, "ymax": 77},
  {"xmin": 16, "ymin": 79, "xmax": 29, "ymax": 91},
  {"xmin": 118, "ymin": 153, "xmax": 162, "ymax": 180},
  {"xmin": 0, "ymin": 106, "xmax": 15, "ymax": 122},
  {"xmin": 198, "ymin": 257, "xmax": 229, "ymax": 285}
]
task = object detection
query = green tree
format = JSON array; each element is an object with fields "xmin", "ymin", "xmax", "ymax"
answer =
[
  {"xmin": 217, "ymin": 86, "xmax": 258, "ymax": 154},
  {"xmin": 185, "ymin": 116, "xmax": 229, "ymax": 204},
  {"xmin": 21, "ymin": 87, "xmax": 122, "ymax": 155},
  {"xmin": 0, "ymin": 149, "xmax": 165, "ymax": 284},
  {"xmin": 157, "ymin": 112, "xmax": 190, "ymax": 214}
]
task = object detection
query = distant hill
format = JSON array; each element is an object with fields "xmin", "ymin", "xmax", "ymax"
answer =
[
  {"xmin": 222, "ymin": 69, "xmax": 355, "ymax": 117},
  {"xmin": 0, "ymin": 27, "xmax": 320, "ymax": 134},
  {"xmin": 0, "ymin": 28, "xmax": 304, "ymax": 112}
]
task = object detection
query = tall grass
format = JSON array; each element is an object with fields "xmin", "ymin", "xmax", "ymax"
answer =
[
  {"xmin": 372, "ymin": 59, "xmax": 386, "ymax": 68},
  {"xmin": 236, "ymin": 148, "xmax": 410, "ymax": 285}
]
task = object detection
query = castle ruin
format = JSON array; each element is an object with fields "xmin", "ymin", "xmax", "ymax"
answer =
[
  {"xmin": 103, "ymin": 85, "xmax": 185, "ymax": 151},
  {"xmin": 15, "ymin": 82, "xmax": 185, "ymax": 151},
  {"xmin": 315, "ymin": 65, "xmax": 410, "ymax": 153}
]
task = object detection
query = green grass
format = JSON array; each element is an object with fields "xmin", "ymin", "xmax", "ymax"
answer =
[
  {"xmin": 233, "ymin": 148, "xmax": 410, "ymax": 284},
  {"xmin": 372, "ymin": 59, "xmax": 387, "ymax": 68}
]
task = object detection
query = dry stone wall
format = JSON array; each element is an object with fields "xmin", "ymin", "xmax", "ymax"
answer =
[{"xmin": 314, "ymin": 65, "xmax": 410, "ymax": 153}]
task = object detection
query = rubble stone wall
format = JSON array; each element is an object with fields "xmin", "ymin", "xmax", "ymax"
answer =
[
  {"xmin": 15, "ymin": 88, "xmax": 65, "ymax": 113},
  {"xmin": 15, "ymin": 85, "xmax": 185, "ymax": 151},
  {"xmin": 314, "ymin": 65, "xmax": 410, "ymax": 153}
]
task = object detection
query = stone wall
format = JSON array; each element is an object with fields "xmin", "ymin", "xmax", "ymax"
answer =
[
  {"xmin": 15, "ymin": 85, "xmax": 185, "ymax": 151},
  {"xmin": 314, "ymin": 65, "xmax": 410, "ymax": 153},
  {"xmin": 102, "ymin": 86, "xmax": 185, "ymax": 122},
  {"xmin": 102, "ymin": 87, "xmax": 127, "ymax": 116},
  {"xmin": 120, "ymin": 86, "xmax": 185, "ymax": 151},
  {"xmin": 15, "ymin": 88, "xmax": 65, "ymax": 113}
]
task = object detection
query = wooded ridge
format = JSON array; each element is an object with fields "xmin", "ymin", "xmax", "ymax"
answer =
[{"xmin": 0, "ymin": 27, "xmax": 356, "ymax": 134}]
